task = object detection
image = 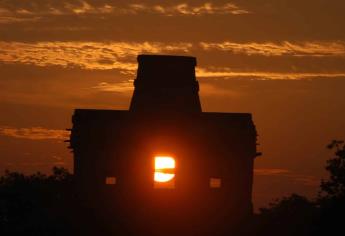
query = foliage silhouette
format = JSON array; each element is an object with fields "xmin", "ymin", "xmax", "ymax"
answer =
[
  {"xmin": 254, "ymin": 194, "xmax": 318, "ymax": 236},
  {"xmin": 320, "ymin": 140, "xmax": 345, "ymax": 199},
  {"xmin": 315, "ymin": 140, "xmax": 345, "ymax": 236},
  {"xmin": 254, "ymin": 140, "xmax": 345, "ymax": 236},
  {"xmin": 0, "ymin": 167, "xmax": 75, "ymax": 235}
]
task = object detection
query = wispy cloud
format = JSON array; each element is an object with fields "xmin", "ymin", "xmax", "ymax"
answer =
[
  {"xmin": 254, "ymin": 168, "xmax": 290, "ymax": 176},
  {"xmin": 1, "ymin": 41, "xmax": 345, "ymax": 80},
  {"xmin": 0, "ymin": 1, "xmax": 249, "ymax": 24},
  {"xmin": 111, "ymin": 2, "xmax": 249, "ymax": 16},
  {"xmin": 136, "ymin": 2, "xmax": 250, "ymax": 16},
  {"xmin": 254, "ymin": 168, "xmax": 319, "ymax": 187},
  {"xmin": 199, "ymin": 82, "xmax": 240, "ymax": 96},
  {"xmin": 92, "ymin": 81, "xmax": 134, "ymax": 93},
  {"xmin": 196, "ymin": 68, "xmax": 345, "ymax": 80},
  {"xmin": 0, "ymin": 41, "xmax": 192, "ymax": 71},
  {"xmin": 200, "ymin": 41, "xmax": 345, "ymax": 57},
  {"xmin": 0, "ymin": 126, "xmax": 69, "ymax": 140}
]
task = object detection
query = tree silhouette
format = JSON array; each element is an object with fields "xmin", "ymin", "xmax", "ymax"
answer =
[
  {"xmin": 314, "ymin": 140, "xmax": 345, "ymax": 236},
  {"xmin": 0, "ymin": 167, "xmax": 74, "ymax": 235},
  {"xmin": 320, "ymin": 140, "xmax": 345, "ymax": 199},
  {"xmin": 254, "ymin": 140, "xmax": 345, "ymax": 236},
  {"xmin": 253, "ymin": 194, "xmax": 317, "ymax": 236}
]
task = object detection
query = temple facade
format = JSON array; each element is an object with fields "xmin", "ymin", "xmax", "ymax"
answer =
[{"xmin": 70, "ymin": 55, "xmax": 258, "ymax": 235}]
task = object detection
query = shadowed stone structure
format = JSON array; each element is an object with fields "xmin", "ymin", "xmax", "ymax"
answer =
[
  {"xmin": 70, "ymin": 55, "xmax": 258, "ymax": 236},
  {"xmin": 130, "ymin": 55, "xmax": 201, "ymax": 112}
]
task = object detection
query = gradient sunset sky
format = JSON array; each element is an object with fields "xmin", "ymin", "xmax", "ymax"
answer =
[{"xmin": 1, "ymin": 0, "xmax": 345, "ymax": 208}]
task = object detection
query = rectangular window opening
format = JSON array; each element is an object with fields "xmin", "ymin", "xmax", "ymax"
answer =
[
  {"xmin": 154, "ymin": 156, "xmax": 175, "ymax": 189},
  {"xmin": 105, "ymin": 177, "xmax": 116, "ymax": 185},
  {"xmin": 210, "ymin": 177, "xmax": 221, "ymax": 188}
]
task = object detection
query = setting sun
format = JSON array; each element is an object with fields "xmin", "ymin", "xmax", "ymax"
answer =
[{"xmin": 154, "ymin": 156, "xmax": 175, "ymax": 183}]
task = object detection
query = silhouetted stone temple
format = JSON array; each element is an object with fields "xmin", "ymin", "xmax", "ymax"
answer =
[{"xmin": 69, "ymin": 55, "xmax": 259, "ymax": 236}]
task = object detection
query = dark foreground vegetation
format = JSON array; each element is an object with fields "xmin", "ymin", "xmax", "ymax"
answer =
[
  {"xmin": 1, "ymin": 140, "xmax": 344, "ymax": 236},
  {"xmin": 252, "ymin": 140, "xmax": 345, "ymax": 236}
]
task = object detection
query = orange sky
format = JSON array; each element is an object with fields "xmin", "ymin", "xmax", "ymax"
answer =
[{"xmin": 0, "ymin": 0, "xmax": 345, "ymax": 209}]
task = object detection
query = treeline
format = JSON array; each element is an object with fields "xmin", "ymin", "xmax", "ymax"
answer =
[
  {"xmin": 0, "ymin": 140, "xmax": 344, "ymax": 235},
  {"xmin": 251, "ymin": 140, "xmax": 345, "ymax": 236},
  {"xmin": 0, "ymin": 167, "xmax": 76, "ymax": 235}
]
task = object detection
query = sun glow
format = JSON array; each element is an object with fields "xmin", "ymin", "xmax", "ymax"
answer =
[
  {"xmin": 154, "ymin": 156, "xmax": 175, "ymax": 183},
  {"xmin": 154, "ymin": 172, "xmax": 175, "ymax": 182}
]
